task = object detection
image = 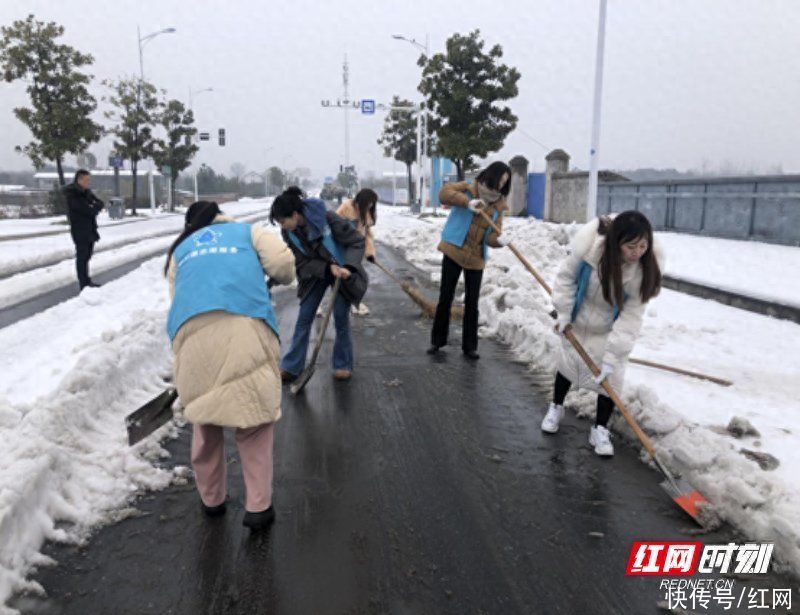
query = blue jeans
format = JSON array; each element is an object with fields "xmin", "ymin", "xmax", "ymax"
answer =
[{"xmin": 280, "ymin": 279, "xmax": 353, "ymax": 375}]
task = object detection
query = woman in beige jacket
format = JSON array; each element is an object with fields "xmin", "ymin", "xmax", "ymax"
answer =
[
  {"xmin": 165, "ymin": 201, "xmax": 295, "ymax": 530},
  {"xmin": 336, "ymin": 188, "xmax": 377, "ymax": 315},
  {"xmin": 429, "ymin": 161, "xmax": 511, "ymax": 360}
]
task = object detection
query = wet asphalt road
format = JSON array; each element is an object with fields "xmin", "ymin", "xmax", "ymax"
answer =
[{"xmin": 12, "ymin": 245, "xmax": 798, "ymax": 615}]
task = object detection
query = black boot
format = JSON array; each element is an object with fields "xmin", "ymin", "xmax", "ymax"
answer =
[
  {"xmin": 426, "ymin": 345, "xmax": 441, "ymax": 355},
  {"xmin": 201, "ymin": 501, "xmax": 227, "ymax": 517},
  {"xmin": 243, "ymin": 506, "xmax": 275, "ymax": 530},
  {"xmin": 87, "ymin": 281, "xmax": 102, "ymax": 288},
  {"xmin": 463, "ymin": 349, "xmax": 480, "ymax": 360}
]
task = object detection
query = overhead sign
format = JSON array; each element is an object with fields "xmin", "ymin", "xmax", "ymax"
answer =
[
  {"xmin": 361, "ymin": 99, "xmax": 376, "ymax": 115},
  {"xmin": 199, "ymin": 132, "xmax": 210, "ymax": 141}
]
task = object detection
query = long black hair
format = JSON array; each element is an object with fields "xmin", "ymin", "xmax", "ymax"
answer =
[
  {"xmin": 269, "ymin": 186, "xmax": 305, "ymax": 225},
  {"xmin": 353, "ymin": 188, "xmax": 378, "ymax": 226},
  {"xmin": 476, "ymin": 161, "xmax": 512, "ymax": 196},
  {"xmin": 598, "ymin": 210, "xmax": 662, "ymax": 306},
  {"xmin": 164, "ymin": 201, "xmax": 221, "ymax": 275}
]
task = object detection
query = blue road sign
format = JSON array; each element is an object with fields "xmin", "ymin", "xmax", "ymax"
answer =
[
  {"xmin": 109, "ymin": 155, "xmax": 123, "ymax": 169},
  {"xmin": 361, "ymin": 99, "xmax": 375, "ymax": 115}
]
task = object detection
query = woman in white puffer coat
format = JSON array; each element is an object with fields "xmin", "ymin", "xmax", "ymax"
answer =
[{"xmin": 541, "ymin": 210, "xmax": 664, "ymax": 457}]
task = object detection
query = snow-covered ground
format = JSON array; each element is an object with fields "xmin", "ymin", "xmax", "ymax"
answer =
[
  {"xmin": 0, "ymin": 260, "xmax": 180, "ymax": 613},
  {"xmin": 658, "ymin": 232, "xmax": 800, "ymax": 307},
  {"xmin": 375, "ymin": 205, "xmax": 800, "ymax": 575},
  {"xmin": 0, "ymin": 198, "xmax": 272, "ymax": 278},
  {"xmin": 0, "ymin": 200, "xmax": 273, "ymax": 310},
  {"xmin": 0, "ymin": 199, "xmax": 278, "ymax": 613},
  {"xmin": 0, "ymin": 207, "xmax": 174, "ymax": 239}
]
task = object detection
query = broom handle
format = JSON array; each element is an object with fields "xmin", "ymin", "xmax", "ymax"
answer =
[
  {"xmin": 477, "ymin": 209, "xmax": 659, "ymax": 458},
  {"xmin": 477, "ymin": 209, "xmax": 729, "ymax": 389},
  {"xmin": 372, "ymin": 259, "xmax": 402, "ymax": 285},
  {"xmin": 628, "ymin": 358, "xmax": 732, "ymax": 387}
]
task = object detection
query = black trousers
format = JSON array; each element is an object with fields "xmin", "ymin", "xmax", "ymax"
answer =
[
  {"xmin": 553, "ymin": 371, "xmax": 615, "ymax": 427},
  {"xmin": 431, "ymin": 255, "xmax": 484, "ymax": 352},
  {"xmin": 75, "ymin": 241, "xmax": 95, "ymax": 288}
]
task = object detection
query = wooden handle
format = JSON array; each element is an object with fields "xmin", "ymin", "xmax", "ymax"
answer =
[
  {"xmin": 478, "ymin": 209, "xmax": 552, "ymax": 294},
  {"xmin": 563, "ymin": 328, "xmax": 657, "ymax": 458},
  {"xmin": 629, "ymin": 358, "xmax": 732, "ymax": 387}
]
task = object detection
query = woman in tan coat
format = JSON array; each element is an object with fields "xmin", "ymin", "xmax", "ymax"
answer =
[
  {"xmin": 165, "ymin": 201, "xmax": 295, "ymax": 530},
  {"xmin": 429, "ymin": 161, "xmax": 511, "ymax": 360},
  {"xmin": 336, "ymin": 188, "xmax": 377, "ymax": 316}
]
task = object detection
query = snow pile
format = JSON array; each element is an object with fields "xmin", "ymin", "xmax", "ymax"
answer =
[
  {"xmin": 375, "ymin": 206, "xmax": 800, "ymax": 575},
  {"xmin": 0, "ymin": 260, "xmax": 181, "ymax": 613}
]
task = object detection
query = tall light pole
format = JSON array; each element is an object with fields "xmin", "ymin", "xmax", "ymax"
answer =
[
  {"xmin": 392, "ymin": 33, "xmax": 430, "ymax": 211},
  {"xmin": 189, "ymin": 86, "xmax": 214, "ymax": 202},
  {"xmin": 137, "ymin": 26, "xmax": 176, "ymax": 212},
  {"xmin": 586, "ymin": 0, "xmax": 607, "ymax": 222}
]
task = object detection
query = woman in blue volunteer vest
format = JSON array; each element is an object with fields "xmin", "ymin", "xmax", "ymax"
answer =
[
  {"xmin": 165, "ymin": 201, "xmax": 295, "ymax": 530},
  {"xmin": 542, "ymin": 211, "xmax": 663, "ymax": 457},
  {"xmin": 429, "ymin": 161, "xmax": 512, "ymax": 360},
  {"xmin": 270, "ymin": 187, "xmax": 367, "ymax": 382}
]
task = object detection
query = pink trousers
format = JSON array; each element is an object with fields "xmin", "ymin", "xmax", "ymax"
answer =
[{"xmin": 190, "ymin": 422, "xmax": 275, "ymax": 513}]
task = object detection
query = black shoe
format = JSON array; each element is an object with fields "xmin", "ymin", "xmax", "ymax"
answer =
[
  {"xmin": 202, "ymin": 501, "xmax": 227, "ymax": 517},
  {"xmin": 243, "ymin": 506, "xmax": 275, "ymax": 530},
  {"xmin": 426, "ymin": 345, "xmax": 441, "ymax": 355},
  {"xmin": 463, "ymin": 350, "xmax": 480, "ymax": 360},
  {"xmin": 87, "ymin": 281, "xmax": 102, "ymax": 288}
]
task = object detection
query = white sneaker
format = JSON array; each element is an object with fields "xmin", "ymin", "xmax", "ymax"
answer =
[
  {"xmin": 351, "ymin": 302, "xmax": 370, "ymax": 316},
  {"xmin": 541, "ymin": 403, "xmax": 564, "ymax": 434},
  {"xmin": 589, "ymin": 425, "xmax": 614, "ymax": 457}
]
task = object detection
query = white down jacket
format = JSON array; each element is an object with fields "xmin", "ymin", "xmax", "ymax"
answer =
[{"xmin": 551, "ymin": 217, "xmax": 664, "ymax": 394}]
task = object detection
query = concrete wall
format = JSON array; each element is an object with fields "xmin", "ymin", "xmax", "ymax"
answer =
[{"xmin": 550, "ymin": 172, "xmax": 590, "ymax": 224}]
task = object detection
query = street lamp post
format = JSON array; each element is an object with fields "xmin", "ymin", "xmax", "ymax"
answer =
[
  {"xmin": 189, "ymin": 86, "xmax": 214, "ymax": 202},
  {"xmin": 392, "ymin": 33, "xmax": 430, "ymax": 212},
  {"xmin": 137, "ymin": 26, "xmax": 176, "ymax": 212}
]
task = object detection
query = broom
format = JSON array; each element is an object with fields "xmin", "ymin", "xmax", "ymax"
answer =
[
  {"xmin": 371, "ymin": 258, "xmax": 464, "ymax": 320},
  {"xmin": 478, "ymin": 210, "xmax": 710, "ymax": 523}
]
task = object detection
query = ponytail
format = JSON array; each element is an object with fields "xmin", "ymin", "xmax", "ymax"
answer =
[{"xmin": 164, "ymin": 201, "xmax": 221, "ymax": 276}]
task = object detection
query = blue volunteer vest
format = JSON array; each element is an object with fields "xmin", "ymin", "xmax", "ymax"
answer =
[
  {"xmin": 440, "ymin": 201, "xmax": 500, "ymax": 262},
  {"xmin": 287, "ymin": 223, "xmax": 346, "ymax": 266},
  {"xmin": 571, "ymin": 260, "xmax": 625, "ymax": 322},
  {"xmin": 166, "ymin": 222, "xmax": 278, "ymax": 341}
]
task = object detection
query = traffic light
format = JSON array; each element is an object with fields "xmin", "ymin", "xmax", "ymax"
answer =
[{"xmin": 218, "ymin": 128, "xmax": 226, "ymax": 147}]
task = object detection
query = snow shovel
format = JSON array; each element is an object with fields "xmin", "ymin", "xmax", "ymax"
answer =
[
  {"xmin": 477, "ymin": 210, "xmax": 710, "ymax": 523},
  {"xmin": 291, "ymin": 278, "xmax": 342, "ymax": 395},
  {"xmin": 477, "ymin": 210, "xmax": 731, "ymax": 387},
  {"xmin": 126, "ymin": 388, "xmax": 179, "ymax": 446},
  {"xmin": 371, "ymin": 258, "xmax": 464, "ymax": 320}
]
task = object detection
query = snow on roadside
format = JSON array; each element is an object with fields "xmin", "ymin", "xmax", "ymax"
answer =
[
  {"xmin": 375, "ymin": 205, "xmax": 800, "ymax": 575},
  {"xmin": 0, "ymin": 208, "xmax": 271, "ymax": 310},
  {"xmin": 0, "ymin": 198, "xmax": 273, "ymax": 279},
  {"xmin": 0, "ymin": 259, "xmax": 181, "ymax": 614},
  {"xmin": 658, "ymin": 232, "xmax": 800, "ymax": 307}
]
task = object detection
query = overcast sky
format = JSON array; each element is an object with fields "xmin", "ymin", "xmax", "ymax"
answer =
[{"xmin": 1, "ymin": 0, "xmax": 799, "ymax": 179}]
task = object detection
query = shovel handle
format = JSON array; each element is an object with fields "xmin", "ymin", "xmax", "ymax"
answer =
[
  {"xmin": 478, "ymin": 209, "xmax": 552, "ymax": 294},
  {"xmin": 563, "ymin": 327, "xmax": 658, "ymax": 459}
]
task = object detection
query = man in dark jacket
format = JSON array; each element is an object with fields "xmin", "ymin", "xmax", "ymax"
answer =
[
  {"xmin": 63, "ymin": 169, "xmax": 104, "ymax": 289},
  {"xmin": 270, "ymin": 188, "xmax": 367, "ymax": 381}
]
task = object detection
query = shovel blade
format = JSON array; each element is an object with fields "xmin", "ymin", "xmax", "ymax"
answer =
[
  {"xmin": 126, "ymin": 388, "xmax": 178, "ymax": 446},
  {"xmin": 660, "ymin": 477, "xmax": 710, "ymax": 523},
  {"xmin": 290, "ymin": 366, "xmax": 315, "ymax": 395}
]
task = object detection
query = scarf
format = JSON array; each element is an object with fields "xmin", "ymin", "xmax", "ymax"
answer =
[{"xmin": 477, "ymin": 182, "xmax": 503, "ymax": 205}]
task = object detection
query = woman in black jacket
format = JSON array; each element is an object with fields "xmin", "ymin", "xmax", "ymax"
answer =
[{"xmin": 270, "ymin": 187, "xmax": 367, "ymax": 381}]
